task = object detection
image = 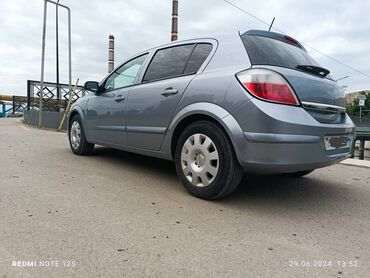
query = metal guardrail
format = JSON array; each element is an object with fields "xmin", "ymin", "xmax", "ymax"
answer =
[
  {"xmin": 0, "ymin": 80, "xmax": 85, "ymax": 117},
  {"xmin": 27, "ymin": 80, "xmax": 85, "ymax": 111},
  {"xmin": 0, "ymin": 97, "xmax": 26, "ymax": 117},
  {"xmin": 347, "ymin": 115, "xmax": 370, "ymax": 160},
  {"xmin": 350, "ymin": 115, "xmax": 370, "ymax": 127},
  {"xmin": 0, "ymin": 101, "xmax": 8, "ymax": 117},
  {"xmin": 354, "ymin": 127, "xmax": 370, "ymax": 160}
]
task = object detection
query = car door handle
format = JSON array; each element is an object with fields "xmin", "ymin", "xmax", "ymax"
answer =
[
  {"xmin": 114, "ymin": 95, "xmax": 125, "ymax": 102},
  {"xmin": 161, "ymin": 88, "xmax": 178, "ymax": 97}
]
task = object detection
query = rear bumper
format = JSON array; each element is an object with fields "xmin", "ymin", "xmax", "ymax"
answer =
[
  {"xmin": 230, "ymin": 98, "xmax": 355, "ymax": 173},
  {"xmin": 240, "ymin": 131, "xmax": 353, "ymax": 173}
]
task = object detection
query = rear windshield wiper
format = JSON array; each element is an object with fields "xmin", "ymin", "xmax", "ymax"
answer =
[{"xmin": 296, "ymin": 65, "xmax": 330, "ymax": 78}]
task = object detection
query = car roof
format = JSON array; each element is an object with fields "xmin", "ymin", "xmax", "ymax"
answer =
[
  {"xmin": 132, "ymin": 32, "xmax": 240, "ymax": 56},
  {"xmin": 109, "ymin": 31, "xmax": 249, "ymax": 76}
]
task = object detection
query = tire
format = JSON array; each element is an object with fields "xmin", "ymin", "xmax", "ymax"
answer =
[
  {"xmin": 174, "ymin": 121, "xmax": 243, "ymax": 200},
  {"xmin": 286, "ymin": 170, "xmax": 314, "ymax": 177},
  {"xmin": 68, "ymin": 114, "xmax": 94, "ymax": 155}
]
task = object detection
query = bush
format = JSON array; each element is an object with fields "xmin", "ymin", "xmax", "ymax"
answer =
[{"xmin": 346, "ymin": 91, "xmax": 370, "ymax": 117}]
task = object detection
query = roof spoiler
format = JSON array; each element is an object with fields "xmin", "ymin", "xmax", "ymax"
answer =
[{"xmin": 242, "ymin": 30, "xmax": 306, "ymax": 51}]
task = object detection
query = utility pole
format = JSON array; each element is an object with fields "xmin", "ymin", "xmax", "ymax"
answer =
[
  {"xmin": 171, "ymin": 0, "xmax": 178, "ymax": 41},
  {"xmin": 108, "ymin": 35, "xmax": 115, "ymax": 73},
  {"xmin": 56, "ymin": 0, "xmax": 60, "ymax": 102},
  {"xmin": 39, "ymin": 0, "xmax": 48, "ymax": 128}
]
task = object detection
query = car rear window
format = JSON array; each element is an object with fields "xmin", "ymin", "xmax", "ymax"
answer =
[
  {"xmin": 143, "ymin": 44, "xmax": 194, "ymax": 82},
  {"xmin": 241, "ymin": 34, "xmax": 319, "ymax": 69}
]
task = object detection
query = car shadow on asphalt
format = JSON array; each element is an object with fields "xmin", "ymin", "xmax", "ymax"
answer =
[
  {"xmin": 91, "ymin": 146, "xmax": 177, "ymax": 176},
  {"xmin": 221, "ymin": 172, "xmax": 349, "ymax": 212},
  {"xmin": 90, "ymin": 147, "xmax": 347, "ymax": 211}
]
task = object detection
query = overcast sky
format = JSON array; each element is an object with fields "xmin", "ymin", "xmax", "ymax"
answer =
[{"xmin": 0, "ymin": 0, "xmax": 369, "ymax": 96}]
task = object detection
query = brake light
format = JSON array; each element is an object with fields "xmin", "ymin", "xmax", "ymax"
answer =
[
  {"xmin": 236, "ymin": 69, "xmax": 300, "ymax": 106},
  {"xmin": 284, "ymin": 35, "xmax": 299, "ymax": 46}
]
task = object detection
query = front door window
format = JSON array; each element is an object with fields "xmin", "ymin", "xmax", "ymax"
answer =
[{"xmin": 104, "ymin": 54, "xmax": 148, "ymax": 91}]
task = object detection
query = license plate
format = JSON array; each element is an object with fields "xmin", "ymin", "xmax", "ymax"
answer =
[{"xmin": 324, "ymin": 135, "xmax": 350, "ymax": 151}]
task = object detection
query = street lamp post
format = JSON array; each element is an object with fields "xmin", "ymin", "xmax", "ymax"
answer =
[{"xmin": 39, "ymin": 0, "xmax": 72, "ymax": 128}]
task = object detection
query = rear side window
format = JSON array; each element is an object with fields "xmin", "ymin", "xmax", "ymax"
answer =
[
  {"xmin": 241, "ymin": 34, "xmax": 319, "ymax": 69},
  {"xmin": 184, "ymin": 43, "xmax": 213, "ymax": 74},
  {"xmin": 143, "ymin": 44, "xmax": 194, "ymax": 82}
]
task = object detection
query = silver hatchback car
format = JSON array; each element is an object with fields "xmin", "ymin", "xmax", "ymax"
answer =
[{"xmin": 68, "ymin": 30, "xmax": 355, "ymax": 199}]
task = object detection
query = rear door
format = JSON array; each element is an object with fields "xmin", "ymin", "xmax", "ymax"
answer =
[{"xmin": 126, "ymin": 43, "xmax": 213, "ymax": 150}]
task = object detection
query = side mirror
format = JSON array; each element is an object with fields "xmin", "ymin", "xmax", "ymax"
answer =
[{"xmin": 84, "ymin": 81, "xmax": 100, "ymax": 93}]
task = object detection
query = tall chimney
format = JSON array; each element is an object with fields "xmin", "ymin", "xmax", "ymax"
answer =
[
  {"xmin": 171, "ymin": 0, "xmax": 178, "ymax": 41},
  {"xmin": 108, "ymin": 35, "xmax": 115, "ymax": 73}
]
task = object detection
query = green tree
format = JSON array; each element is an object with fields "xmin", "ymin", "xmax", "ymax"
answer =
[{"xmin": 346, "ymin": 91, "xmax": 370, "ymax": 117}]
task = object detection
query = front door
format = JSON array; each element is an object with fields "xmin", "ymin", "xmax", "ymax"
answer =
[
  {"xmin": 86, "ymin": 54, "xmax": 148, "ymax": 146},
  {"xmin": 86, "ymin": 89, "xmax": 128, "ymax": 146}
]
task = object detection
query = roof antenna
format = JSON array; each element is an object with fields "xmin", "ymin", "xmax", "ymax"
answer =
[{"xmin": 268, "ymin": 17, "xmax": 275, "ymax": 31}]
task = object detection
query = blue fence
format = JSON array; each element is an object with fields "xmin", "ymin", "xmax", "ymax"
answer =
[
  {"xmin": 0, "ymin": 80, "xmax": 85, "ymax": 118},
  {"xmin": 0, "ymin": 101, "xmax": 14, "ymax": 118}
]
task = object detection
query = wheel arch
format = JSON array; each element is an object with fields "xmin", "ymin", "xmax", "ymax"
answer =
[
  {"xmin": 164, "ymin": 103, "xmax": 246, "ymax": 163},
  {"xmin": 171, "ymin": 114, "xmax": 223, "ymax": 158},
  {"xmin": 68, "ymin": 106, "xmax": 88, "ymax": 137}
]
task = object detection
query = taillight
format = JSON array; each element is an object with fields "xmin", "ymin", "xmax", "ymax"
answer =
[{"xmin": 236, "ymin": 69, "xmax": 300, "ymax": 106}]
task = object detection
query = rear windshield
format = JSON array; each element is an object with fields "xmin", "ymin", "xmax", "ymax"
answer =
[{"xmin": 241, "ymin": 34, "xmax": 320, "ymax": 69}]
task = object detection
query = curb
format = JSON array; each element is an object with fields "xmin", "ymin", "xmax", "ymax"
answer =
[{"xmin": 339, "ymin": 158, "xmax": 370, "ymax": 169}]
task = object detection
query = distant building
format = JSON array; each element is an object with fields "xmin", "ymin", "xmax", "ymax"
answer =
[{"xmin": 345, "ymin": 90, "xmax": 370, "ymax": 105}]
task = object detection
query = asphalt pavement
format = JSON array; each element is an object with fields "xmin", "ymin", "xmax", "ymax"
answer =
[{"xmin": 1, "ymin": 118, "xmax": 369, "ymax": 277}]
